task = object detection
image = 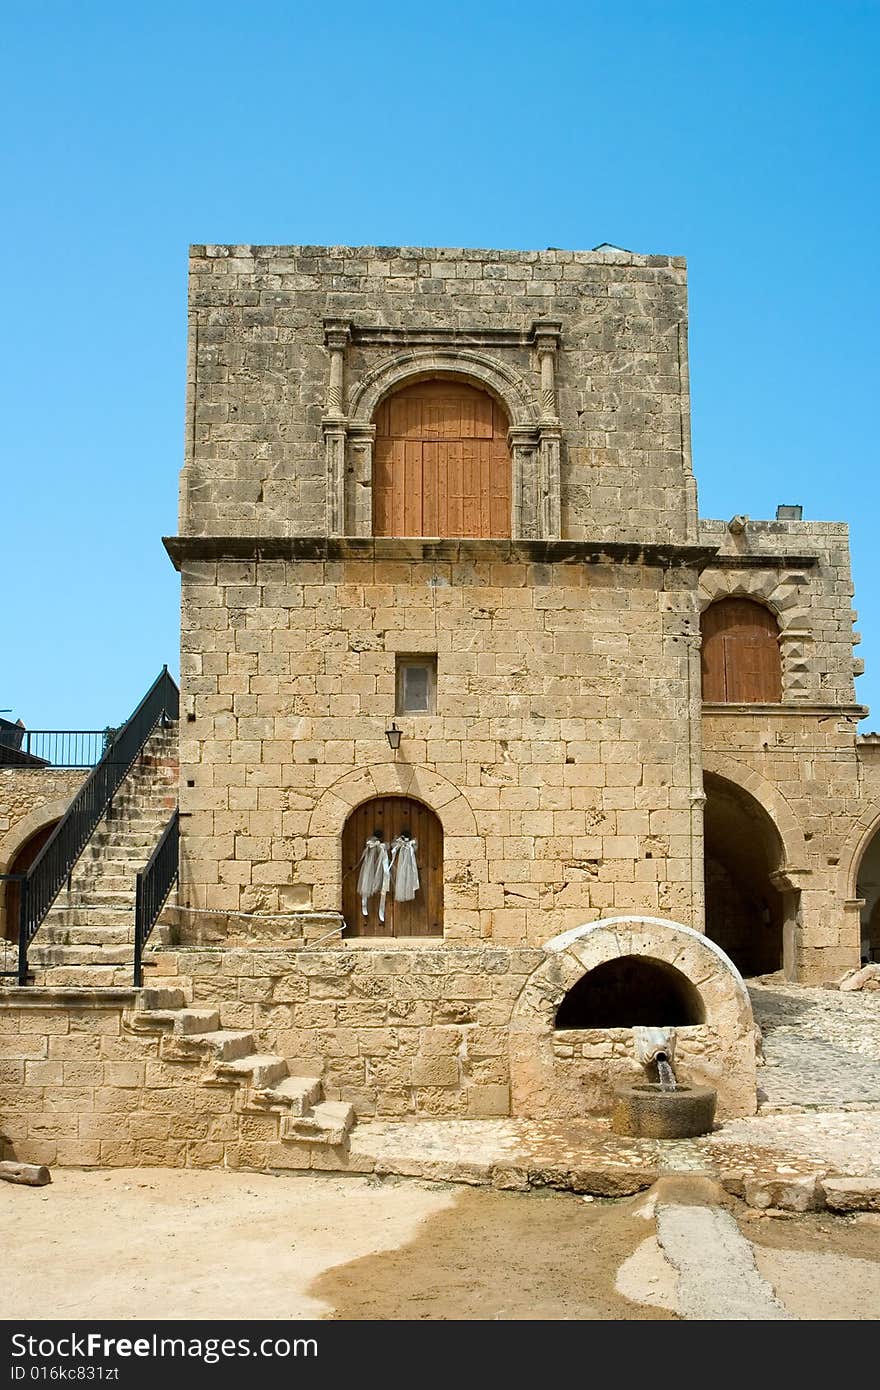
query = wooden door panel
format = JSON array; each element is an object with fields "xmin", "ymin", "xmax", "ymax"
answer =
[
  {"xmin": 342, "ymin": 797, "xmax": 443, "ymax": 937},
  {"xmin": 701, "ymin": 600, "xmax": 782, "ymax": 703},
  {"xmin": 373, "ymin": 380, "xmax": 510, "ymax": 538}
]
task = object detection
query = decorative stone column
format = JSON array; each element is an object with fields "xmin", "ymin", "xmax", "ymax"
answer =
[
  {"xmin": 322, "ymin": 319, "xmax": 351, "ymax": 536},
  {"xmin": 534, "ymin": 322, "xmax": 562, "ymax": 539},
  {"xmin": 508, "ymin": 426, "xmax": 541, "ymax": 539}
]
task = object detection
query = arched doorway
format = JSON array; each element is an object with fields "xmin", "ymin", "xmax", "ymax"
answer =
[
  {"xmin": 0, "ymin": 819, "xmax": 59, "ymax": 941},
  {"xmin": 342, "ymin": 796, "xmax": 443, "ymax": 937},
  {"xmin": 856, "ymin": 826, "xmax": 880, "ymax": 962},
  {"xmin": 703, "ymin": 773, "xmax": 792, "ymax": 977},
  {"xmin": 372, "ymin": 379, "xmax": 511, "ymax": 538},
  {"xmin": 701, "ymin": 598, "xmax": 782, "ymax": 702}
]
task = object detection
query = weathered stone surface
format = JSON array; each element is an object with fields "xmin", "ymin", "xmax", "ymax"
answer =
[
  {"xmin": 742, "ymin": 1174, "xmax": 824, "ymax": 1212},
  {"xmin": 820, "ymin": 1175, "xmax": 880, "ymax": 1211}
]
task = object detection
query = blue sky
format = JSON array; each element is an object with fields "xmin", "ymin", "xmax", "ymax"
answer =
[{"xmin": 2, "ymin": 1, "xmax": 878, "ymax": 729}]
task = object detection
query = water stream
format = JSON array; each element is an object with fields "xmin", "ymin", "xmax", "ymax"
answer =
[{"xmin": 656, "ymin": 1058, "xmax": 677, "ymax": 1092}]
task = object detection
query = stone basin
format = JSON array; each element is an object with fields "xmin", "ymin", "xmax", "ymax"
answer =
[{"xmin": 611, "ymin": 1081, "xmax": 717, "ymax": 1139}]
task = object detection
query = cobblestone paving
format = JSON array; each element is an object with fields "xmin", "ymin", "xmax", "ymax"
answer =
[{"xmin": 749, "ymin": 980, "xmax": 880, "ymax": 1108}]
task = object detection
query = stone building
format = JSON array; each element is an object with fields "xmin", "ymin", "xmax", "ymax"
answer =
[
  {"xmin": 2, "ymin": 243, "xmax": 880, "ymax": 1169},
  {"xmin": 166, "ymin": 242, "xmax": 878, "ymax": 983}
]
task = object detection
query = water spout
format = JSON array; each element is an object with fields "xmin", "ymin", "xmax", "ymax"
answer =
[{"xmin": 633, "ymin": 1025, "xmax": 678, "ymax": 1090}]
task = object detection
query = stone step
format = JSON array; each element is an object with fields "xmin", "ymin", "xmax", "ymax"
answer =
[
  {"xmin": 52, "ymin": 892, "xmax": 136, "ymax": 908},
  {"xmin": 282, "ymin": 1101, "xmax": 355, "ymax": 1147},
  {"xmin": 130, "ymin": 1006, "xmax": 220, "ymax": 1035},
  {"xmin": 138, "ymin": 986, "xmax": 187, "ymax": 1010},
  {"xmin": 41, "ymin": 909, "xmax": 132, "ymax": 929},
  {"xmin": 251, "ymin": 1075, "xmax": 323, "ymax": 1116},
  {"xmin": 30, "ymin": 965, "xmax": 133, "ymax": 988},
  {"xmin": 39, "ymin": 925, "xmax": 133, "ymax": 946},
  {"xmin": 161, "ymin": 1029, "xmax": 256, "ymax": 1064},
  {"xmin": 212, "ymin": 1054, "xmax": 289, "ymax": 1089},
  {"xmin": 29, "ymin": 943, "xmax": 133, "ymax": 966}
]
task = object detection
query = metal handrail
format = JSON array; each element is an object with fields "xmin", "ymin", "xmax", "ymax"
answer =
[
  {"xmin": 134, "ymin": 809, "xmax": 179, "ymax": 988},
  {"xmin": 0, "ymin": 730, "xmax": 112, "ymax": 769},
  {"xmin": 15, "ymin": 667, "xmax": 179, "ymax": 985}
]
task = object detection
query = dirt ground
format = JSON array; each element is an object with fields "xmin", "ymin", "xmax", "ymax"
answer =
[{"xmin": 2, "ymin": 1168, "xmax": 879, "ymax": 1321}]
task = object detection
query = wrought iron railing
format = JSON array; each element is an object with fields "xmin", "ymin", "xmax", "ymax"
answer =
[
  {"xmin": 9, "ymin": 667, "xmax": 179, "ymax": 986},
  {"xmin": 0, "ymin": 730, "xmax": 111, "ymax": 769},
  {"xmin": 134, "ymin": 809, "xmax": 179, "ymax": 988}
]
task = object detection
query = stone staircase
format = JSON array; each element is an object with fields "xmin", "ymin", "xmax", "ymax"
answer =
[
  {"xmin": 28, "ymin": 722, "xmax": 179, "ymax": 988},
  {"xmin": 128, "ymin": 986, "xmax": 356, "ymax": 1159}
]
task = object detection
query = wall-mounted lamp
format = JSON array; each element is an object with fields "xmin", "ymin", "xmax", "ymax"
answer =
[{"xmin": 385, "ymin": 722, "xmax": 402, "ymax": 751}]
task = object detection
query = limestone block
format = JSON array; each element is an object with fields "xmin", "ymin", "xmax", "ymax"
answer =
[{"xmin": 821, "ymin": 1176, "xmax": 880, "ymax": 1212}]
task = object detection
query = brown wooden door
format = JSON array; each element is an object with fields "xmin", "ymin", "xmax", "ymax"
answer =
[
  {"xmin": 373, "ymin": 380, "xmax": 511, "ymax": 538},
  {"xmin": 342, "ymin": 796, "xmax": 443, "ymax": 937},
  {"xmin": 701, "ymin": 599, "xmax": 782, "ymax": 702}
]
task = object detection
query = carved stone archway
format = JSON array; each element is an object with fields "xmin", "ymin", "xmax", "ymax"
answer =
[{"xmin": 321, "ymin": 326, "xmax": 563, "ymax": 541}]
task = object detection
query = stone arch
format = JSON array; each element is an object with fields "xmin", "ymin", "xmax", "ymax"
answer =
[
  {"xmin": 305, "ymin": 765, "xmax": 476, "ymax": 923},
  {"xmin": 839, "ymin": 804, "xmax": 880, "ymax": 903},
  {"xmin": 698, "ymin": 571, "xmax": 813, "ymax": 700},
  {"xmin": 700, "ymin": 752, "xmax": 807, "ymax": 873},
  {"xmin": 308, "ymin": 764, "xmax": 476, "ymax": 839},
  {"xmin": 509, "ymin": 915, "xmax": 757, "ymax": 1120},
  {"xmin": 0, "ymin": 797, "xmax": 73, "ymax": 874},
  {"xmin": 336, "ymin": 350, "xmax": 557, "ymax": 540},
  {"xmin": 349, "ymin": 349, "xmax": 539, "ymax": 430},
  {"xmin": 836, "ymin": 805, "xmax": 880, "ymax": 966},
  {"xmin": 0, "ymin": 797, "xmax": 73, "ymax": 941}
]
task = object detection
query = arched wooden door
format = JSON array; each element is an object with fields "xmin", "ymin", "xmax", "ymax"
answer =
[
  {"xmin": 701, "ymin": 599, "xmax": 782, "ymax": 702},
  {"xmin": 373, "ymin": 379, "xmax": 511, "ymax": 538},
  {"xmin": 342, "ymin": 796, "xmax": 443, "ymax": 937}
]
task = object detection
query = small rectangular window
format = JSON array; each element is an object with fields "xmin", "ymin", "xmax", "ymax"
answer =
[{"xmin": 396, "ymin": 655, "xmax": 437, "ymax": 715}]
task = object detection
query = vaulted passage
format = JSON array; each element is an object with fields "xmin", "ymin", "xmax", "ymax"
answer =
[
  {"xmin": 373, "ymin": 379, "xmax": 511, "ymax": 538},
  {"xmin": 554, "ymin": 956, "xmax": 705, "ymax": 1028},
  {"xmin": 703, "ymin": 773, "xmax": 789, "ymax": 977},
  {"xmin": 856, "ymin": 825, "xmax": 880, "ymax": 963},
  {"xmin": 342, "ymin": 796, "xmax": 443, "ymax": 938},
  {"xmin": 701, "ymin": 598, "xmax": 782, "ymax": 703}
]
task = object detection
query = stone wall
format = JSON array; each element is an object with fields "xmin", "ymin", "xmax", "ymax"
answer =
[
  {"xmin": 141, "ymin": 923, "xmax": 756, "ymax": 1123},
  {"xmin": 182, "ymin": 244, "xmax": 696, "ymax": 546},
  {"xmin": 0, "ymin": 989, "xmax": 251, "ymax": 1168},
  {"xmin": 173, "ymin": 541, "xmax": 706, "ymax": 946}
]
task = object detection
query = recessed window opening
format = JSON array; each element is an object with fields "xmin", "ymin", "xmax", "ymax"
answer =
[
  {"xmin": 396, "ymin": 655, "xmax": 437, "ymax": 715},
  {"xmin": 554, "ymin": 956, "xmax": 705, "ymax": 1029}
]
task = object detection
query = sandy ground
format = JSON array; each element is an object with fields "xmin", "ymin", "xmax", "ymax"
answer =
[
  {"xmin": 3, "ymin": 1168, "xmax": 880, "ymax": 1321},
  {"xmin": 0, "ymin": 1168, "xmax": 668, "ymax": 1321}
]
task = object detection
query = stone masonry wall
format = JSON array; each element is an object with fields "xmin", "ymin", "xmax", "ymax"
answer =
[
  {"xmin": 0, "ymin": 991, "xmax": 249, "ymax": 1168},
  {"xmin": 182, "ymin": 244, "xmax": 695, "ymax": 546},
  {"xmin": 176, "ymin": 544, "xmax": 705, "ymax": 946},
  {"xmin": 0, "ymin": 768, "xmax": 85, "ymax": 851}
]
